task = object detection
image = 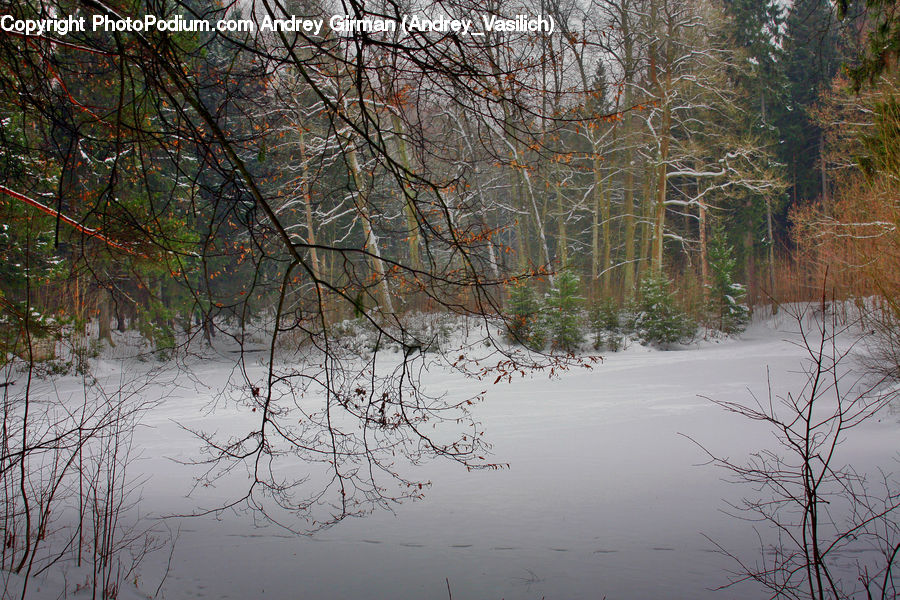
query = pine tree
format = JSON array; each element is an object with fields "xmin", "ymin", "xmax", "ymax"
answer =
[
  {"xmin": 628, "ymin": 272, "xmax": 694, "ymax": 348},
  {"xmin": 544, "ymin": 270, "xmax": 584, "ymax": 352},
  {"xmin": 589, "ymin": 298, "xmax": 622, "ymax": 351},
  {"xmin": 506, "ymin": 281, "xmax": 545, "ymax": 350},
  {"xmin": 778, "ymin": 0, "xmax": 855, "ymax": 203},
  {"xmin": 723, "ymin": 0, "xmax": 785, "ymax": 133},
  {"xmin": 707, "ymin": 227, "xmax": 750, "ymax": 334},
  {"xmin": 718, "ymin": 0, "xmax": 788, "ymax": 299}
]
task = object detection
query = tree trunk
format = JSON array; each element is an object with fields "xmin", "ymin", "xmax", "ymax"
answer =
[
  {"xmin": 699, "ymin": 196, "xmax": 709, "ymax": 288},
  {"xmin": 556, "ymin": 183, "xmax": 567, "ymax": 268},
  {"xmin": 820, "ymin": 131, "xmax": 829, "ymax": 214},
  {"xmin": 650, "ymin": 4, "xmax": 671, "ymax": 274},
  {"xmin": 621, "ymin": 0, "xmax": 636, "ymax": 297},
  {"xmin": 116, "ymin": 293, "xmax": 127, "ymax": 333},
  {"xmin": 639, "ymin": 160, "xmax": 654, "ymax": 284},
  {"xmin": 97, "ymin": 289, "xmax": 113, "ymax": 346},
  {"xmin": 602, "ymin": 185, "xmax": 612, "ymax": 297},
  {"xmin": 744, "ymin": 226, "xmax": 757, "ymax": 309},
  {"xmin": 652, "ymin": 118, "xmax": 670, "ymax": 273},
  {"xmin": 519, "ymin": 158, "xmax": 553, "ymax": 276},
  {"xmin": 766, "ymin": 196, "xmax": 777, "ymax": 313},
  {"xmin": 299, "ymin": 128, "xmax": 322, "ymax": 282},
  {"xmin": 347, "ymin": 147, "xmax": 395, "ymax": 315},
  {"xmin": 390, "ymin": 113, "xmax": 422, "ymax": 270},
  {"xmin": 591, "ymin": 170, "xmax": 600, "ymax": 289}
]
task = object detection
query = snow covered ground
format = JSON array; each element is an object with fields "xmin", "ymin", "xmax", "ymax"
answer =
[{"xmin": 5, "ymin": 307, "xmax": 899, "ymax": 599}]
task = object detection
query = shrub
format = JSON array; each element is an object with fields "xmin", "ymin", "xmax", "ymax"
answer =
[
  {"xmin": 399, "ymin": 312, "xmax": 455, "ymax": 354},
  {"xmin": 861, "ymin": 298, "xmax": 900, "ymax": 381}
]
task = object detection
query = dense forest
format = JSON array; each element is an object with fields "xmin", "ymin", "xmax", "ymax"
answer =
[
  {"xmin": 1, "ymin": 0, "xmax": 899, "ymax": 597},
  {"xmin": 1, "ymin": 0, "xmax": 897, "ymax": 357},
  {"xmin": 0, "ymin": 0, "xmax": 897, "ymax": 350}
]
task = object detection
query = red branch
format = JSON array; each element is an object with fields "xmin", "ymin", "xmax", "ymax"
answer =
[
  {"xmin": 0, "ymin": 184, "xmax": 133, "ymax": 252},
  {"xmin": 3, "ymin": 30, "xmax": 115, "ymax": 56}
]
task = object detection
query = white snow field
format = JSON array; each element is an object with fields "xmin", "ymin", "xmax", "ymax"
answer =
[{"xmin": 5, "ymin": 308, "xmax": 898, "ymax": 600}]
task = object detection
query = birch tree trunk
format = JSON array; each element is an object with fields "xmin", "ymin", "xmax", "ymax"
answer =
[
  {"xmin": 347, "ymin": 146, "xmax": 395, "ymax": 315},
  {"xmin": 390, "ymin": 112, "xmax": 422, "ymax": 271},
  {"xmin": 299, "ymin": 128, "xmax": 322, "ymax": 282},
  {"xmin": 621, "ymin": 1, "xmax": 637, "ymax": 296}
]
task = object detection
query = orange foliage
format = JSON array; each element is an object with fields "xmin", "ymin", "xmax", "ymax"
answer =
[{"xmin": 791, "ymin": 172, "xmax": 899, "ymax": 302}]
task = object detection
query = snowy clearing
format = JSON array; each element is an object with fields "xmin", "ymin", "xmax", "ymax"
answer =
[{"xmin": 4, "ymin": 308, "xmax": 898, "ymax": 600}]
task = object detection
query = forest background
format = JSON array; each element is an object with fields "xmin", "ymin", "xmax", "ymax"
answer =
[{"xmin": 3, "ymin": 0, "xmax": 897, "ymax": 356}]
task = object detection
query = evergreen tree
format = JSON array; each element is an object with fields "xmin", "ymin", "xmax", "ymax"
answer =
[
  {"xmin": 589, "ymin": 298, "xmax": 622, "ymax": 351},
  {"xmin": 707, "ymin": 226, "xmax": 750, "ymax": 334},
  {"xmin": 723, "ymin": 0, "xmax": 785, "ymax": 133},
  {"xmin": 839, "ymin": 0, "xmax": 900, "ymax": 87},
  {"xmin": 506, "ymin": 281, "xmax": 545, "ymax": 350},
  {"xmin": 544, "ymin": 270, "xmax": 584, "ymax": 352},
  {"xmin": 777, "ymin": 0, "xmax": 854, "ymax": 203},
  {"xmin": 627, "ymin": 272, "xmax": 695, "ymax": 348},
  {"xmin": 707, "ymin": 1, "xmax": 788, "ymax": 299}
]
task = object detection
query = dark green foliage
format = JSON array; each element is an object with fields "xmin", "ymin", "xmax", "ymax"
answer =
[
  {"xmin": 544, "ymin": 270, "xmax": 584, "ymax": 352},
  {"xmin": 858, "ymin": 96, "xmax": 900, "ymax": 177},
  {"xmin": 506, "ymin": 281, "xmax": 545, "ymax": 350},
  {"xmin": 589, "ymin": 298, "xmax": 622, "ymax": 351},
  {"xmin": 723, "ymin": 0, "xmax": 785, "ymax": 130},
  {"xmin": 136, "ymin": 304, "xmax": 177, "ymax": 355},
  {"xmin": 627, "ymin": 272, "xmax": 695, "ymax": 348},
  {"xmin": 777, "ymin": 0, "xmax": 856, "ymax": 202},
  {"xmin": 839, "ymin": 0, "xmax": 900, "ymax": 88},
  {"xmin": 707, "ymin": 227, "xmax": 750, "ymax": 334}
]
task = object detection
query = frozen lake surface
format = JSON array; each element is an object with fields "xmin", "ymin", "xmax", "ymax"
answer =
[{"xmin": 10, "ymin": 310, "xmax": 899, "ymax": 599}]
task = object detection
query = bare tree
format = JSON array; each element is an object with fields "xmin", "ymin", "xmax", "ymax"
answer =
[{"xmin": 694, "ymin": 298, "xmax": 900, "ymax": 599}]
